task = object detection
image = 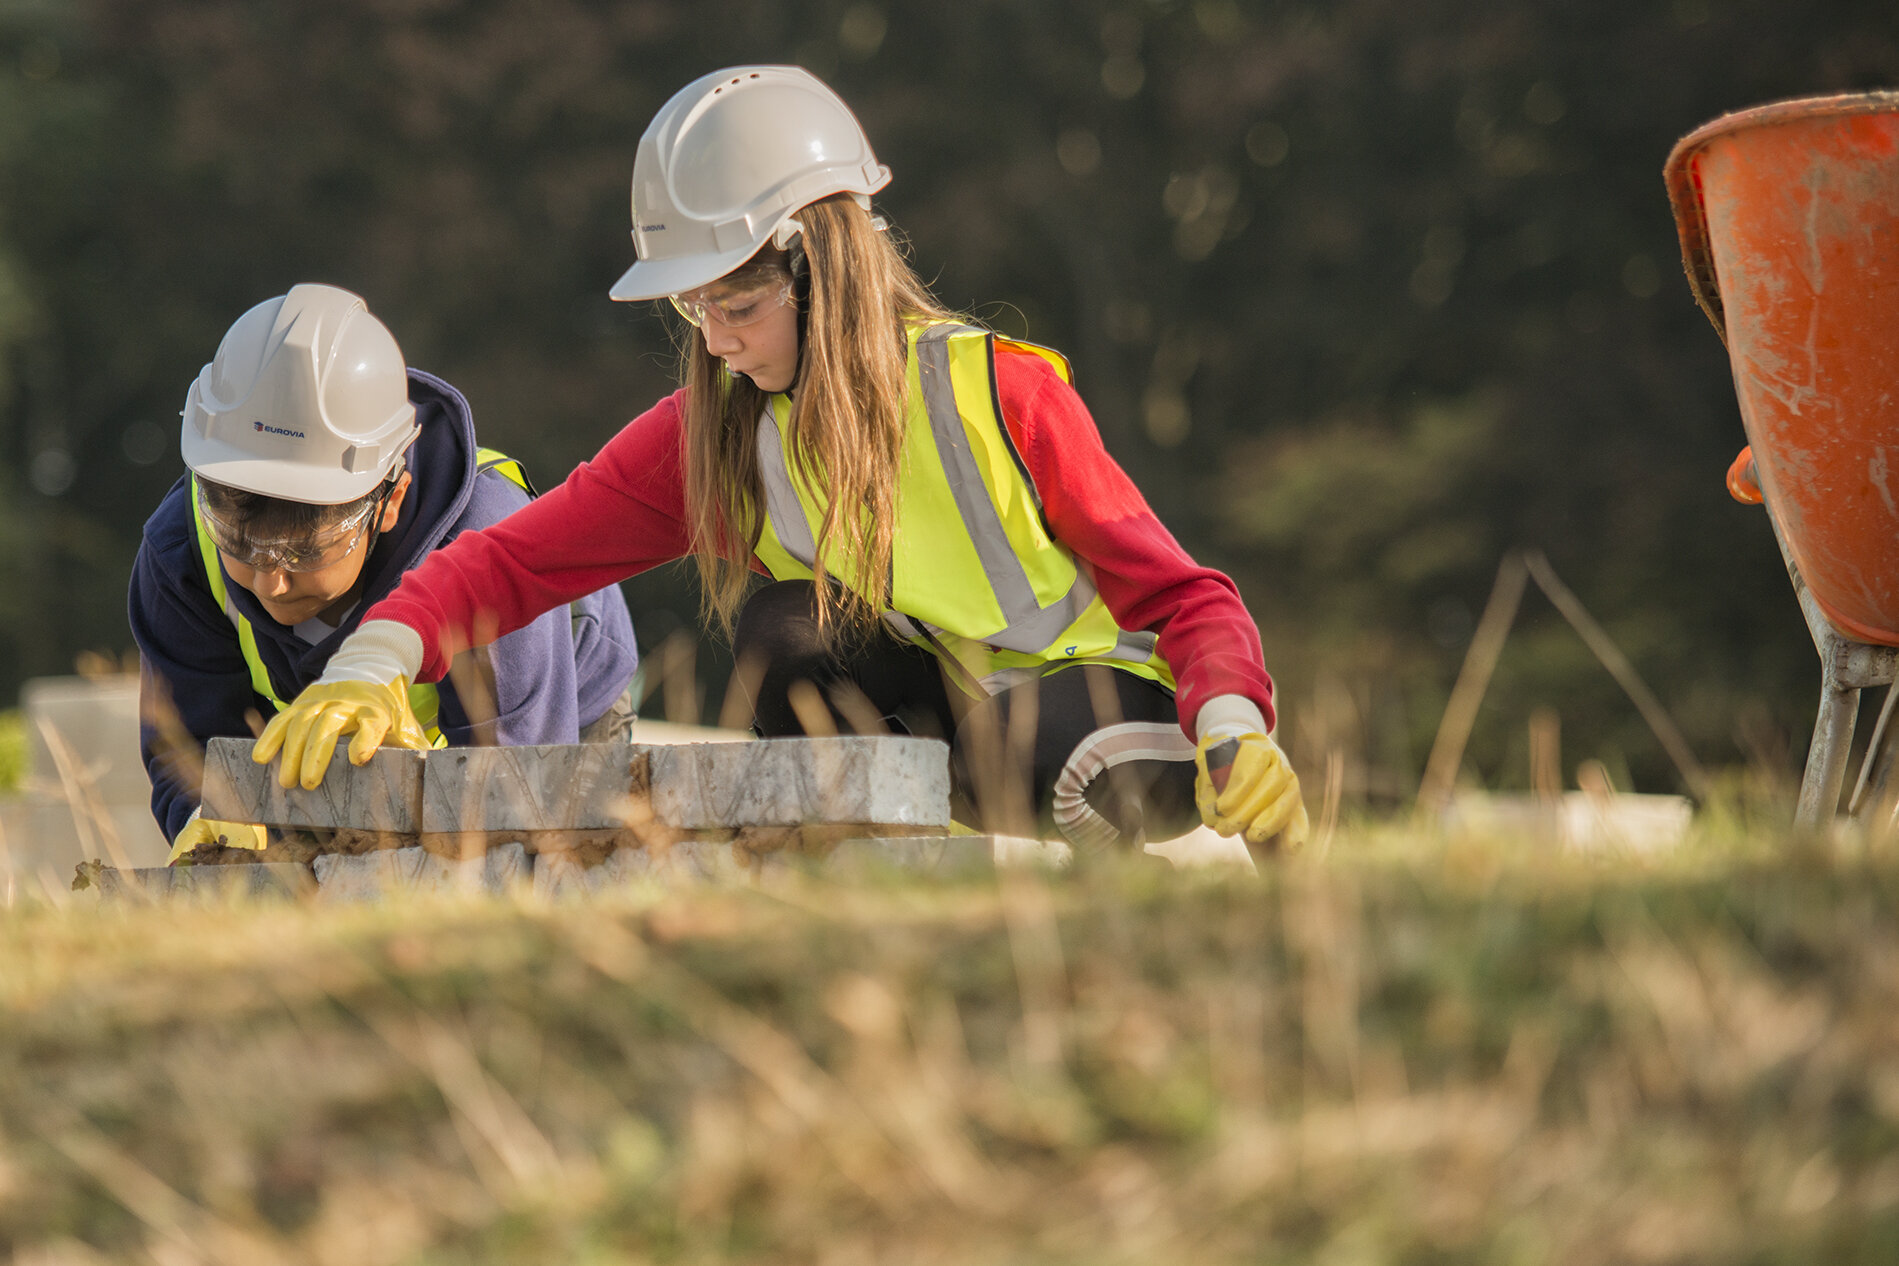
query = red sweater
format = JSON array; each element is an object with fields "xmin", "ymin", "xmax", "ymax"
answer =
[{"xmin": 369, "ymin": 345, "xmax": 1275, "ymax": 735}]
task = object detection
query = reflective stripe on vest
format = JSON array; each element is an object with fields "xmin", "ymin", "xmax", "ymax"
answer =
[
  {"xmin": 751, "ymin": 321, "xmax": 1173, "ymax": 695},
  {"xmin": 190, "ymin": 447, "xmax": 535, "ymax": 744}
]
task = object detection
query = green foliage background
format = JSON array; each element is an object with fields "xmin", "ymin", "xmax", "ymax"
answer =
[{"xmin": 0, "ymin": 0, "xmax": 1887, "ymax": 801}]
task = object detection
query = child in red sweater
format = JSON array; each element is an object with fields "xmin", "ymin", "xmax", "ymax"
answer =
[{"xmin": 255, "ymin": 66, "xmax": 1306, "ymax": 857}]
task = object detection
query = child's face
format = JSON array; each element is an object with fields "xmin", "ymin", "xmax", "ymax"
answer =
[
  {"xmin": 684, "ymin": 268, "xmax": 802, "ymax": 394},
  {"xmin": 218, "ymin": 475, "xmax": 409, "ymax": 627}
]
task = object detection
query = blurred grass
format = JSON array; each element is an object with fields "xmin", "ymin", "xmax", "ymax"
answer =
[
  {"xmin": 2, "ymin": 825, "xmax": 1898, "ymax": 1264},
  {"xmin": 0, "ymin": 710, "xmax": 26, "ymax": 794}
]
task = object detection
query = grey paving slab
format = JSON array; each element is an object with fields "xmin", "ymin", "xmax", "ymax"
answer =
[
  {"xmin": 648, "ymin": 736, "xmax": 950, "ymax": 829},
  {"xmin": 313, "ymin": 841, "xmax": 528, "ymax": 902},
  {"xmin": 203, "ymin": 737, "xmax": 425, "ymax": 834},
  {"xmin": 532, "ymin": 848, "xmax": 650, "ymax": 899},
  {"xmin": 822, "ymin": 834, "xmax": 1074, "ymax": 874},
  {"xmin": 421, "ymin": 743, "xmax": 643, "ymax": 833},
  {"xmin": 821, "ymin": 835, "xmax": 1000, "ymax": 876},
  {"xmin": 87, "ymin": 862, "xmax": 316, "ymax": 901},
  {"xmin": 532, "ymin": 838, "xmax": 761, "ymax": 897}
]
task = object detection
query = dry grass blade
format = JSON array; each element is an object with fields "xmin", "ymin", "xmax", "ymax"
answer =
[
  {"xmin": 359, "ymin": 1008, "xmax": 569, "ymax": 1197},
  {"xmin": 998, "ymin": 865, "xmax": 1069, "ymax": 1072},
  {"xmin": 1316, "ymin": 747, "xmax": 1345, "ymax": 860},
  {"xmin": 557, "ymin": 911, "xmax": 924, "ymax": 1210},
  {"xmin": 25, "ymin": 1104, "xmax": 291, "ymax": 1266},
  {"xmin": 1417, "ymin": 551, "xmax": 1528, "ymax": 816},
  {"xmin": 33, "ymin": 717, "xmax": 130, "ymax": 871}
]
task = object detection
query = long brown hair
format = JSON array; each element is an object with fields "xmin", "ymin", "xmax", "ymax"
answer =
[{"xmin": 681, "ymin": 193, "xmax": 956, "ymax": 642}]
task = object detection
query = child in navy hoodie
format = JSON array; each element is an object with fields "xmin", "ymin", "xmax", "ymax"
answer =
[{"xmin": 129, "ymin": 283, "xmax": 640, "ymax": 859}]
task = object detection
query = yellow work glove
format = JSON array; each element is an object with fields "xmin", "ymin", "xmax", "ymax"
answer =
[
  {"xmin": 1195, "ymin": 731, "xmax": 1310, "ymax": 853},
  {"xmin": 252, "ymin": 677, "xmax": 430, "ymax": 791},
  {"xmin": 168, "ymin": 817, "xmax": 268, "ymax": 865}
]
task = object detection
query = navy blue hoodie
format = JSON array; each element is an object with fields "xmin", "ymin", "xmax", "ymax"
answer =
[{"xmin": 129, "ymin": 369, "xmax": 640, "ymax": 840}]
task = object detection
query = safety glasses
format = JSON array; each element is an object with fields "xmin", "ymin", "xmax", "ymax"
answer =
[
  {"xmin": 669, "ymin": 270, "xmax": 797, "ymax": 328},
  {"xmin": 197, "ymin": 484, "xmax": 386, "ymax": 574}
]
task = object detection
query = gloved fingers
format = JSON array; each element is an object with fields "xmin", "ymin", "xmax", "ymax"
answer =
[
  {"xmin": 272, "ymin": 705, "xmax": 323, "ymax": 789},
  {"xmin": 385, "ymin": 702, "xmax": 431, "ymax": 752},
  {"xmin": 1238, "ymin": 783, "xmax": 1304, "ymax": 845},
  {"xmin": 1194, "ymin": 768, "xmax": 1222, "ymax": 827},
  {"xmin": 347, "ymin": 711, "xmax": 393, "ymax": 766},
  {"xmin": 1215, "ymin": 755, "xmax": 1295, "ymax": 827},
  {"xmin": 253, "ymin": 708, "xmax": 293, "ymax": 765},
  {"xmin": 1248, "ymin": 800, "xmax": 1311, "ymax": 853},
  {"xmin": 397, "ymin": 719, "xmax": 432, "ymax": 751},
  {"xmin": 1216, "ymin": 738, "xmax": 1281, "ymax": 792},
  {"xmin": 298, "ymin": 706, "xmax": 358, "ymax": 790}
]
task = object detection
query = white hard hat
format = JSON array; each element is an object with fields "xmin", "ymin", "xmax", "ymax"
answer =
[
  {"xmin": 180, "ymin": 283, "xmax": 419, "ymax": 504},
  {"xmin": 608, "ymin": 65, "xmax": 891, "ymax": 303}
]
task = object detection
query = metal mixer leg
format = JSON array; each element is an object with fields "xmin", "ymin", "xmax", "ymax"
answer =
[{"xmin": 1797, "ymin": 680, "xmax": 1859, "ymax": 826}]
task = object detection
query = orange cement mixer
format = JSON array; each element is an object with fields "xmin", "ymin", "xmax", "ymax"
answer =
[{"xmin": 1668, "ymin": 92, "xmax": 1899, "ymax": 823}]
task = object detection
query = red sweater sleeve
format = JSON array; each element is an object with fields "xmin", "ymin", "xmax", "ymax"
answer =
[
  {"xmin": 993, "ymin": 346, "xmax": 1276, "ymax": 736},
  {"xmin": 368, "ymin": 391, "xmax": 694, "ymax": 683}
]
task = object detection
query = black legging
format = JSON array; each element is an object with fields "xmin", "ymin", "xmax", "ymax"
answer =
[{"xmin": 731, "ymin": 580, "xmax": 1201, "ymax": 849}]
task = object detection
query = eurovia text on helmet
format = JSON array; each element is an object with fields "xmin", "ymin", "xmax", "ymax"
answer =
[{"xmin": 253, "ymin": 420, "xmax": 308, "ymax": 440}]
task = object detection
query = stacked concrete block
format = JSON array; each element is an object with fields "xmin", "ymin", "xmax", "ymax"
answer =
[
  {"xmin": 649, "ymin": 737, "xmax": 949, "ymax": 829},
  {"xmin": 819, "ymin": 833, "xmax": 1075, "ymax": 876},
  {"xmin": 422, "ymin": 743, "xmax": 642, "ymax": 848},
  {"xmin": 87, "ymin": 861, "xmax": 315, "ymax": 901},
  {"xmin": 200, "ymin": 741, "xmax": 424, "ymax": 857},
  {"xmin": 531, "ymin": 837, "xmax": 758, "ymax": 898},
  {"xmin": 141, "ymin": 734, "xmax": 958, "ymax": 899},
  {"xmin": 821, "ymin": 834, "xmax": 1001, "ymax": 877},
  {"xmin": 313, "ymin": 841, "xmax": 530, "ymax": 902}
]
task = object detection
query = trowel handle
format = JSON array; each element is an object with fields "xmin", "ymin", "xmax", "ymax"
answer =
[{"xmin": 1203, "ymin": 737, "xmax": 1241, "ymax": 793}]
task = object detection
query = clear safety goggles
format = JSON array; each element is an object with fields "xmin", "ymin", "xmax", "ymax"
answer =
[
  {"xmin": 197, "ymin": 483, "xmax": 386, "ymax": 574},
  {"xmin": 669, "ymin": 270, "xmax": 797, "ymax": 329}
]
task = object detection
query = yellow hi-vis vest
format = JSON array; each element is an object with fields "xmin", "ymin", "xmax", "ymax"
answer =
[
  {"xmin": 751, "ymin": 321, "xmax": 1175, "ymax": 696},
  {"xmin": 189, "ymin": 448, "xmax": 536, "ymax": 747}
]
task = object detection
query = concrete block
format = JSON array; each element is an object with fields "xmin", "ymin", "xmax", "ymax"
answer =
[
  {"xmin": 313, "ymin": 841, "xmax": 528, "ymax": 902},
  {"xmin": 86, "ymin": 862, "xmax": 315, "ymax": 901},
  {"xmin": 1, "ymin": 798, "xmax": 170, "ymax": 880},
  {"xmin": 7, "ymin": 674, "xmax": 171, "ymax": 878},
  {"xmin": 23, "ymin": 674, "xmax": 149, "ymax": 805},
  {"xmin": 822, "ymin": 834, "xmax": 999, "ymax": 876},
  {"xmin": 822, "ymin": 835, "xmax": 959, "ymax": 875},
  {"xmin": 821, "ymin": 834, "xmax": 1073, "ymax": 875},
  {"xmin": 203, "ymin": 737, "xmax": 424, "ymax": 835},
  {"xmin": 649, "ymin": 736, "xmax": 950, "ymax": 829},
  {"xmin": 422, "ymin": 743, "xmax": 639, "ymax": 834},
  {"xmin": 653, "ymin": 837, "xmax": 760, "ymax": 883},
  {"xmin": 532, "ymin": 838, "xmax": 759, "ymax": 898},
  {"xmin": 533, "ymin": 847, "xmax": 648, "ymax": 899}
]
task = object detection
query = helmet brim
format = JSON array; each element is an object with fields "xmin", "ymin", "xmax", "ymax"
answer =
[{"xmin": 608, "ymin": 237, "xmax": 772, "ymax": 304}]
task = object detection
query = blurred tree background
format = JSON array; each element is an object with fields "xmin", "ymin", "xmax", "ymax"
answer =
[{"xmin": 0, "ymin": 0, "xmax": 1889, "ymax": 806}]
